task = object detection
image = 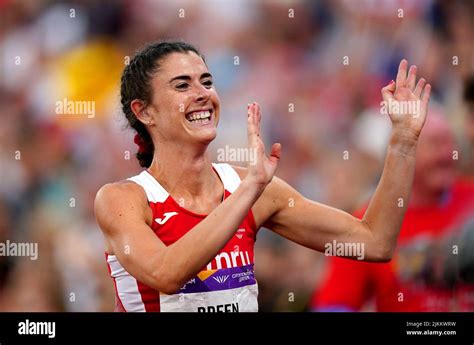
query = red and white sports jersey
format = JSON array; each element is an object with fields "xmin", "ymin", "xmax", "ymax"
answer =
[{"xmin": 106, "ymin": 163, "xmax": 259, "ymax": 312}]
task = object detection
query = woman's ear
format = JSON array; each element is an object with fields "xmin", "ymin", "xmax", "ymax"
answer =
[{"xmin": 131, "ymin": 99, "xmax": 154, "ymax": 126}]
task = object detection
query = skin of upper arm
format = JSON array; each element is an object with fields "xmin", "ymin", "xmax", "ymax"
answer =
[{"xmin": 94, "ymin": 181, "xmax": 174, "ymax": 292}]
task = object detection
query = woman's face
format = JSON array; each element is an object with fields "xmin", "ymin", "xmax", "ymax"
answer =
[{"xmin": 147, "ymin": 51, "xmax": 220, "ymax": 146}]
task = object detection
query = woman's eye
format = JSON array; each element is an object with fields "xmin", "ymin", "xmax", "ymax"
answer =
[
  {"xmin": 176, "ymin": 83, "xmax": 189, "ymax": 90},
  {"xmin": 202, "ymin": 80, "xmax": 213, "ymax": 88}
]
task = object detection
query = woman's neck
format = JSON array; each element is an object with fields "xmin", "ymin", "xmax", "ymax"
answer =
[{"xmin": 147, "ymin": 142, "xmax": 219, "ymax": 200}]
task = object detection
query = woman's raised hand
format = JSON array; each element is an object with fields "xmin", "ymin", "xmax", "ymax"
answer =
[{"xmin": 244, "ymin": 102, "xmax": 281, "ymax": 192}]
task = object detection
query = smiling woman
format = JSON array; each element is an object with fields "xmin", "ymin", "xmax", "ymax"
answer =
[
  {"xmin": 94, "ymin": 40, "xmax": 432, "ymax": 312},
  {"xmin": 119, "ymin": 42, "xmax": 219, "ymax": 168}
]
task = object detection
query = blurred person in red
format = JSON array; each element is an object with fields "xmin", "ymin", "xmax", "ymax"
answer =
[{"xmin": 310, "ymin": 107, "xmax": 474, "ymax": 312}]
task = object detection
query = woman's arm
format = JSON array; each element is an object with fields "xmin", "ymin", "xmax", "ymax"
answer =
[
  {"xmin": 95, "ymin": 178, "xmax": 260, "ymax": 294},
  {"xmin": 248, "ymin": 59, "xmax": 432, "ymax": 262},
  {"xmin": 95, "ymin": 103, "xmax": 280, "ymax": 294}
]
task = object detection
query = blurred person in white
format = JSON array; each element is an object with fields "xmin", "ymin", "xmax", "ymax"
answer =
[{"xmin": 94, "ymin": 41, "xmax": 432, "ymax": 312}]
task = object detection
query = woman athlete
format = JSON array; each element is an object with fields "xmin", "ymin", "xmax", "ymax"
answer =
[{"xmin": 95, "ymin": 41, "xmax": 432, "ymax": 312}]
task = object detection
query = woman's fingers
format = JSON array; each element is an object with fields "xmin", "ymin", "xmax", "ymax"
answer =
[
  {"xmin": 381, "ymin": 80, "xmax": 396, "ymax": 102},
  {"xmin": 414, "ymin": 78, "xmax": 426, "ymax": 98},
  {"xmin": 258, "ymin": 103, "xmax": 262, "ymax": 132},
  {"xmin": 269, "ymin": 143, "xmax": 281, "ymax": 162},
  {"xmin": 406, "ymin": 65, "xmax": 417, "ymax": 91},
  {"xmin": 396, "ymin": 59, "xmax": 408, "ymax": 89},
  {"xmin": 266, "ymin": 143, "xmax": 281, "ymax": 176},
  {"xmin": 247, "ymin": 103, "xmax": 257, "ymax": 144},
  {"xmin": 252, "ymin": 102, "xmax": 261, "ymax": 133},
  {"xmin": 252, "ymin": 102, "xmax": 258, "ymax": 130},
  {"xmin": 421, "ymin": 84, "xmax": 432, "ymax": 106},
  {"xmin": 247, "ymin": 102, "xmax": 261, "ymax": 138}
]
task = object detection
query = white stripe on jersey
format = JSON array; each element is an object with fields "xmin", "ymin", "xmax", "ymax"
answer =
[
  {"xmin": 127, "ymin": 163, "xmax": 240, "ymax": 201},
  {"xmin": 107, "ymin": 255, "xmax": 146, "ymax": 312},
  {"xmin": 211, "ymin": 163, "xmax": 241, "ymax": 193},
  {"xmin": 127, "ymin": 171, "xmax": 169, "ymax": 203}
]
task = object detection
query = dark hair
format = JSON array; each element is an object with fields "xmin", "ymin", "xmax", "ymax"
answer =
[
  {"xmin": 120, "ymin": 41, "xmax": 205, "ymax": 168},
  {"xmin": 463, "ymin": 75, "xmax": 474, "ymax": 104}
]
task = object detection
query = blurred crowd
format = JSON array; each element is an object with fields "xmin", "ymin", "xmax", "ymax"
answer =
[{"xmin": 0, "ymin": 0, "xmax": 473, "ymax": 311}]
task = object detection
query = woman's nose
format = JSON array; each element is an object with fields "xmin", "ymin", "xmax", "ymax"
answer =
[{"xmin": 194, "ymin": 84, "xmax": 211, "ymax": 102}]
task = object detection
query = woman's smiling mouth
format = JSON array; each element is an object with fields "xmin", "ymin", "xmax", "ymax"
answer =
[{"xmin": 185, "ymin": 109, "xmax": 214, "ymax": 126}]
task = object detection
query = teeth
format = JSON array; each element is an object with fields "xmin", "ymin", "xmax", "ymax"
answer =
[{"xmin": 187, "ymin": 110, "xmax": 211, "ymax": 122}]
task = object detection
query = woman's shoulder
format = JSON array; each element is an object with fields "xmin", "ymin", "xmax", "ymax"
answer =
[
  {"xmin": 94, "ymin": 179, "xmax": 148, "ymax": 218},
  {"xmin": 96, "ymin": 179, "xmax": 144, "ymax": 200}
]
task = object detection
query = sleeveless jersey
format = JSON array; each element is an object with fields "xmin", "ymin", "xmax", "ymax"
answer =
[{"xmin": 106, "ymin": 163, "xmax": 259, "ymax": 312}]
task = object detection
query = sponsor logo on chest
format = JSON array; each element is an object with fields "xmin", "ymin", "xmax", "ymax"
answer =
[{"xmin": 206, "ymin": 250, "xmax": 252, "ymax": 270}]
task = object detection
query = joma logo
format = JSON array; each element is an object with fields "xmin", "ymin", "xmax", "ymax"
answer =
[{"xmin": 155, "ymin": 211, "xmax": 178, "ymax": 225}]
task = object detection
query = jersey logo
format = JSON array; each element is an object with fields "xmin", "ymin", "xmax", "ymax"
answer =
[
  {"xmin": 213, "ymin": 275, "xmax": 229, "ymax": 284},
  {"xmin": 206, "ymin": 251, "xmax": 252, "ymax": 270},
  {"xmin": 155, "ymin": 212, "xmax": 178, "ymax": 225},
  {"xmin": 235, "ymin": 229, "xmax": 245, "ymax": 239}
]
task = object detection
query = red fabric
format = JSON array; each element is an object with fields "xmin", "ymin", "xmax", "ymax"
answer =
[
  {"xmin": 132, "ymin": 189, "xmax": 257, "ymax": 312},
  {"xmin": 312, "ymin": 179, "xmax": 474, "ymax": 311},
  {"xmin": 136, "ymin": 280, "xmax": 161, "ymax": 312},
  {"xmin": 148, "ymin": 189, "xmax": 257, "ymax": 268}
]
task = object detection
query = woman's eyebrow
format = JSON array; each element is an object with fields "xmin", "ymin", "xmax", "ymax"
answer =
[
  {"xmin": 201, "ymin": 72, "xmax": 212, "ymax": 79},
  {"xmin": 169, "ymin": 72, "xmax": 212, "ymax": 84}
]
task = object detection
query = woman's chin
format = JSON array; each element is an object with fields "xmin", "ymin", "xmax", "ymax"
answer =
[{"xmin": 193, "ymin": 128, "xmax": 217, "ymax": 145}]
